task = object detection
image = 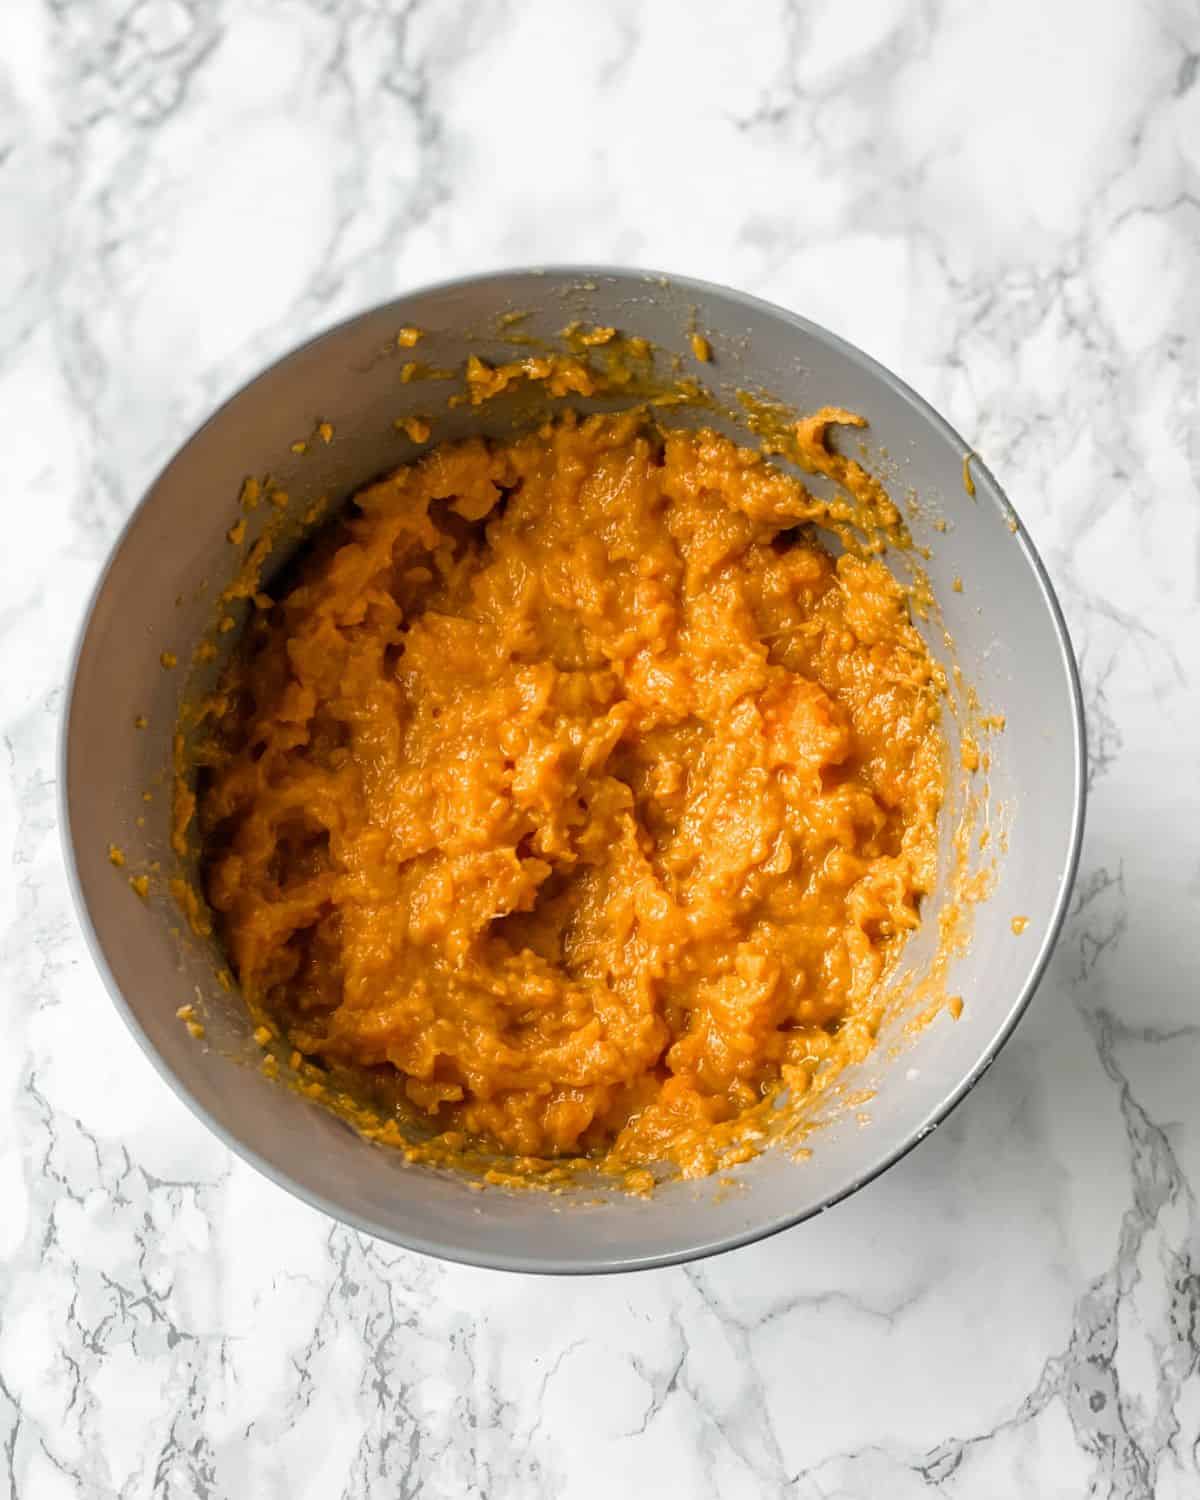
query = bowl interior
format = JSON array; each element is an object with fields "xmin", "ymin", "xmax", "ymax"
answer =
[{"xmin": 63, "ymin": 269, "xmax": 1084, "ymax": 1272}]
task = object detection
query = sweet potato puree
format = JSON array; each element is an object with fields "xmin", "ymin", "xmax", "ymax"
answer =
[{"xmin": 197, "ymin": 410, "xmax": 945, "ymax": 1177}]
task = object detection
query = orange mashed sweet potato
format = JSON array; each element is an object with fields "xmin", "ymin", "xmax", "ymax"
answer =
[{"xmin": 197, "ymin": 410, "xmax": 945, "ymax": 1176}]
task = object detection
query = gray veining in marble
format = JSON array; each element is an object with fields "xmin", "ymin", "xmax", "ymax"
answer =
[{"xmin": 3, "ymin": 0, "xmax": 1199, "ymax": 1495}]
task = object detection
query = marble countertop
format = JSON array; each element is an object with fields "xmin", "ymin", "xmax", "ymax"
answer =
[{"xmin": 3, "ymin": 0, "xmax": 1198, "ymax": 1494}]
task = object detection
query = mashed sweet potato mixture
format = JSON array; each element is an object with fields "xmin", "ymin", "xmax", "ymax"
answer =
[{"xmin": 197, "ymin": 410, "xmax": 945, "ymax": 1176}]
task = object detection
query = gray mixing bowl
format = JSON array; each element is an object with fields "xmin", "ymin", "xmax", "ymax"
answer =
[{"xmin": 62, "ymin": 269, "xmax": 1085, "ymax": 1272}]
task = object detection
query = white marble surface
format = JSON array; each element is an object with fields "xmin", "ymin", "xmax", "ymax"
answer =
[{"xmin": 2, "ymin": 0, "xmax": 1199, "ymax": 1494}]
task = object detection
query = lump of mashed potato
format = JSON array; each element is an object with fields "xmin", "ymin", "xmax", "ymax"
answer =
[{"xmin": 197, "ymin": 410, "xmax": 944, "ymax": 1177}]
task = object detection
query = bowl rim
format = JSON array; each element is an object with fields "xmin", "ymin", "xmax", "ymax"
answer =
[{"xmin": 59, "ymin": 264, "xmax": 1088, "ymax": 1275}]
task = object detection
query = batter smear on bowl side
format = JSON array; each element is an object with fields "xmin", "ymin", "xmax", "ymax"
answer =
[{"xmin": 194, "ymin": 409, "xmax": 946, "ymax": 1178}]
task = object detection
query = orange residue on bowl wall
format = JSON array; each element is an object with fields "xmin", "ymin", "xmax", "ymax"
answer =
[{"xmin": 395, "ymin": 416, "xmax": 431, "ymax": 444}]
